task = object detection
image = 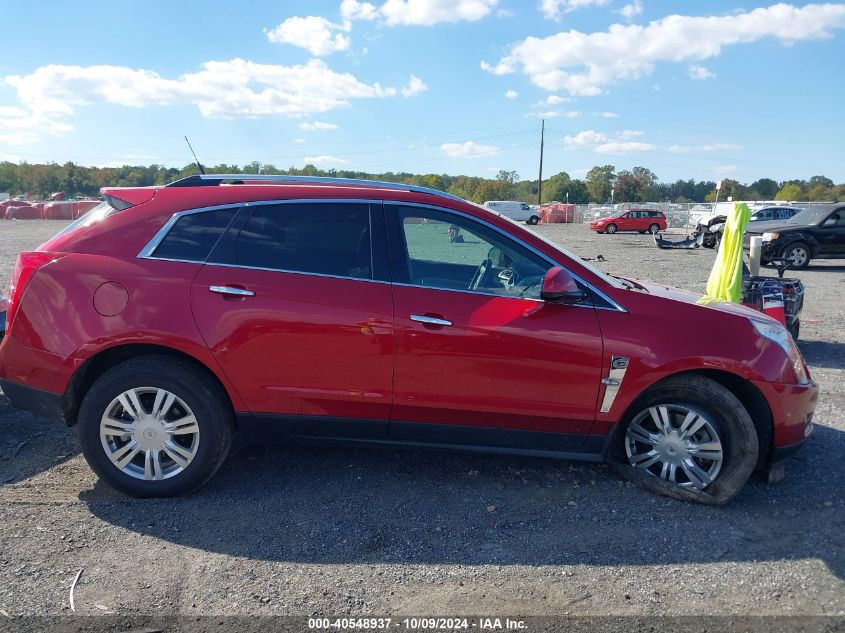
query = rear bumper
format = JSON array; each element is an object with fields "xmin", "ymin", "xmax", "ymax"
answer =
[{"xmin": 0, "ymin": 378, "xmax": 64, "ymax": 423}]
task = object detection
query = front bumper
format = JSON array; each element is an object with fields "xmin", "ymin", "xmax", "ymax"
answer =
[{"xmin": 751, "ymin": 378, "xmax": 818, "ymax": 450}]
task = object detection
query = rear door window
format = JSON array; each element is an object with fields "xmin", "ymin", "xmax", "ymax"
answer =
[
  {"xmin": 152, "ymin": 207, "xmax": 238, "ymax": 262},
  {"xmin": 212, "ymin": 203, "xmax": 373, "ymax": 280}
]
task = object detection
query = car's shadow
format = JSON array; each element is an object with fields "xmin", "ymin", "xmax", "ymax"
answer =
[
  {"xmin": 798, "ymin": 340, "xmax": 845, "ymax": 370},
  {"xmin": 81, "ymin": 424, "xmax": 844, "ymax": 578},
  {"xmin": 0, "ymin": 394, "xmax": 78, "ymax": 484}
]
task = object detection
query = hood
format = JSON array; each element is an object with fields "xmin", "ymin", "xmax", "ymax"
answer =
[
  {"xmin": 620, "ymin": 278, "xmax": 767, "ymax": 320},
  {"xmin": 745, "ymin": 218, "xmax": 799, "ymax": 234}
]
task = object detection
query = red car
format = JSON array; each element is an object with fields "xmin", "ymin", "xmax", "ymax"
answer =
[
  {"xmin": 591, "ymin": 209, "xmax": 667, "ymax": 234},
  {"xmin": 0, "ymin": 176, "xmax": 816, "ymax": 503}
]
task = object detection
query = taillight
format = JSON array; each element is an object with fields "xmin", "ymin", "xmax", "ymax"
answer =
[{"xmin": 6, "ymin": 251, "xmax": 65, "ymax": 332}]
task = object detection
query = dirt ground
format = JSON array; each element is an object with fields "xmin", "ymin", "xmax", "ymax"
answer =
[{"xmin": 0, "ymin": 218, "xmax": 842, "ymax": 624}]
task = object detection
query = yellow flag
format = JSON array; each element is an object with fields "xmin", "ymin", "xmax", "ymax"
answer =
[{"xmin": 704, "ymin": 202, "xmax": 751, "ymax": 303}]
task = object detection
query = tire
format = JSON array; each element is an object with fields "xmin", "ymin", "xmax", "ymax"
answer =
[
  {"xmin": 77, "ymin": 355, "xmax": 233, "ymax": 497},
  {"xmin": 781, "ymin": 241, "xmax": 811, "ymax": 269},
  {"xmin": 648, "ymin": 224, "xmax": 660, "ymax": 234},
  {"xmin": 606, "ymin": 224, "xmax": 617, "ymax": 234},
  {"xmin": 527, "ymin": 215, "xmax": 540, "ymax": 225},
  {"xmin": 609, "ymin": 375, "xmax": 758, "ymax": 505}
]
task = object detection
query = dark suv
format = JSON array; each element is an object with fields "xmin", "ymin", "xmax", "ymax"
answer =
[{"xmin": 748, "ymin": 204, "xmax": 845, "ymax": 269}]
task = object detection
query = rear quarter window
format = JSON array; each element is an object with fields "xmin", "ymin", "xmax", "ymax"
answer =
[{"xmin": 151, "ymin": 208, "xmax": 238, "ymax": 262}]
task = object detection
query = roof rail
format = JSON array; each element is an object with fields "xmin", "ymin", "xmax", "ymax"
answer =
[{"xmin": 166, "ymin": 174, "xmax": 466, "ymax": 203}]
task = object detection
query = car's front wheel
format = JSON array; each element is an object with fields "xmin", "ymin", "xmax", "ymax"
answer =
[
  {"xmin": 605, "ymin": 223, "xmax": 617, "ymax": 234},
  {"xmin": 612, "ymin": 375, "xmax": 758, "ymax": 505},
  {"xmin": 526, "ymin": 215, "xmax": 540, "ymax": 225},
  {"xmin": 78, "ymin": 356, "xmax": 233, "ymax": 497},
  {"xmin": 782, "ymin": 241, "xmax": 811, "ymax": 269}
]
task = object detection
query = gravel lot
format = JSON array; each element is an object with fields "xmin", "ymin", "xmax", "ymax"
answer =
[{"xmin": 0, "ymin": 218, "xmax": 842, "ymax": 623}]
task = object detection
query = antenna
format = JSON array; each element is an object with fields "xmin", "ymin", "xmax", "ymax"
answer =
[{"xmin": 184, "ymin": 136, "xmax": 206, "ymax": 175}]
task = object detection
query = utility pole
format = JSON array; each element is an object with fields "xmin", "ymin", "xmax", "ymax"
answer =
[{"xmin": 537, "ymin": 119, "xmax": 545, "ymax": 206}]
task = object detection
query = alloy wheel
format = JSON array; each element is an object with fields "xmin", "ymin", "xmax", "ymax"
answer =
[
  {"xmin": 100, "ymin": 387, "xmax": 200, "ymax": 481},
  {"xmin": 606, "ymin": 224, "xmax": 617, "ymax": 234},
  {"xmin": 786, "ymin": 245, "xmax": 808, "ymax": 267},
  {"xmin": 625, "ymin": 404, "xmax": 723, "ymax": 490}
]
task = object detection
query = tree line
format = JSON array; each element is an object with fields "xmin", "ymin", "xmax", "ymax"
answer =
[{"xmin": 1, "ymin": 160, "xmax": 841, "ymax": 205}]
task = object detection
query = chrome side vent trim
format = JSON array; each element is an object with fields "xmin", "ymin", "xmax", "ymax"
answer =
[{"xmin": 600, "ymin": 355, "xmax": 629, "ymax": 414}]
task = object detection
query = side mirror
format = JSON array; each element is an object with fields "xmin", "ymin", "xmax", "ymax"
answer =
[{"xmin": 540, "ymin": 266, "xmax": 587, "ymax": 304}]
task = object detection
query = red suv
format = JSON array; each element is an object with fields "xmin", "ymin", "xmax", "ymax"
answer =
[
  {"xmin": 0, "ymin": 176, "xmax": 816, "ymax": 503},
  {"xmin": 591, "ymin": 209, "xmax": 667, "ymax": 234}
]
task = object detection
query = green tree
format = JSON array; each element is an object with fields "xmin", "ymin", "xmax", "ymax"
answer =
[
  {"xmin": 774, "ymin": 182, "xmax": 803, "ymax": 201},
  {"xmin": 585, "ymin": 165, "xmax": 615, "ymax": 203}
]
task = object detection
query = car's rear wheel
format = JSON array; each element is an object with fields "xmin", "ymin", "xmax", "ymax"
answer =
[
  {"xmin": 527, "ymin": 215, "xmax": 540, "ymax": 225},
  {"xmin": 648, "ymin": 223, "xmax": 660, "ymax": 234},
  {"xmin": 606, "ymin": 224, "xmax": 617, "ymax": 234},
  {"xmin": 782, "ymin": 241, "xmax": 811, "ymax": 269},
  {"xmin": 78, "ymin": 356, "xmax": 233, "ymax": 497},
  {"xmin": 611, "ymin": 375, "xmax": 758, "ymax": 505}
]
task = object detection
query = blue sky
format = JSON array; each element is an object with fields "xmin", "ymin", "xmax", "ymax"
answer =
[{"xmin": 0, "ymin": 0, "xmax": 843, "ymax": 184}]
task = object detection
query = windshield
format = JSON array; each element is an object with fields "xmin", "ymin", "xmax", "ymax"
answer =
[
  {"xmin": 488, "ymin": 210, "xmax": 625, "ymax": 289},
  {"xmin": 785, "ymin": 206, "xmax": 836, "ymax": 226},
  {"xmin": 609, "ymin": 210, "xmax": 626, "ymax": 218}
]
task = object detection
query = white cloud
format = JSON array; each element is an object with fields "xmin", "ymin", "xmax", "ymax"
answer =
[
  {"xmin": 441, "ymin": 140, "xmax": 499, "ymax": 158},
  {"xmin": 265, "ymin": 16, "xmax": 350, "ymax": 56},
  {"xmin": 594, "ymin": 111, "xmax": 618, "ymax": 118},
  {"xmin": 496, "ymin": 8, "xmax": 514, "ymax": 17},
  {"xmin": 688, "ymin": 64, "xmax": 716, "ymax": 80},
  {"xmin": 564, "ymin": 130, "xmax": 609, "ymax": 147},
  {"xmin": 292, "ymin": 138, "xmax": 307, "ymax": 144},
  {"xmin": 540, "ymin": 0, "xmax": 610, "ymax": 20},
  {"xmin": 4, "ymin": 59, "xmax": 419, "ymax": 142},
  {"xmin": 544, "ymin": 94, "xmax": 570, "ymax": 105},
  {"xmin": 0, "ymin": 108, "xmax": 73, "ymax": 145},
  {"xmin": 564, "ymin": 129, "xmax": 655, "ymax": 153},
  {"xmin": 594, "ymin": 141, "xmax": 656, "ymax": 154},
  {"xmin": 379, "ymin": 0, "xmax": 498, "ymax": 25},
  {"xmin": 484, "ymin": 3, "xmax": 845, "ymax": 95},
  {"xmin": 619, "ymin": 0, "xmax": 643, "ymax": 19},
  {"xmin": 341, "ymin": 0, "xmax": 380, "ymax": 21},
  {"xmin": 563, "ymin": 110, "xmax": 580, "ymax": 118},
  {"xmin": 535, "ymin": 110, "xmax": 562, "ymax": 118},
  {"xmin": 667, "ymin": 143, "xmax": 742, "ymax": 153},
  {"xmin": 716, "ymin": 164, "xmax": 738, "ymax": 174},
  {"xmin": 299, "ymin": 121, "xmax": 339, "ymax": 130},
  {"xmin": 304, "ymin": 155, "xmax": 350, "ymax": 166},
  {"xmin": 401, "ymin": 74, "xmax": 428, "ymax": 96},
  {"xmin": 504, "ymin": 89, "xmax": 518, "ymax": 99}
]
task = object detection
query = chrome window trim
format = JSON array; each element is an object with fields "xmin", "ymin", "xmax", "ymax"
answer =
[
  {"xmin": 202, "ymin": 260, "xmax": 388, "ymax": 285},
  {"xmin": 137, "ymin": 198, "xmax": 627, "ymax": 312}
]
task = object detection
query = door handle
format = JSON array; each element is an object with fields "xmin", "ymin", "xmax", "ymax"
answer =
[
  {"xmin": 209, "ymin": 285, "xmax": 255, "ymax": 297},
  {"xmin": 410, "ymin": 314, "xmax": 452, "ymax": 327}
]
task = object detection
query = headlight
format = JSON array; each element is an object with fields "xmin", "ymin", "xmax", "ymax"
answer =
[
  {"xmin": 751, "ymin": 319, "xmax": 809, "ymax": 384},
  {"xmin": 762, "ymin": 232, "xmax": 779, "ymax": 242}
]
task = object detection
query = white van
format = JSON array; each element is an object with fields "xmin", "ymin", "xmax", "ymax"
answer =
[{"xmin": 482, "ymin": 200, "xmax": 540, "ymax": 225}]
